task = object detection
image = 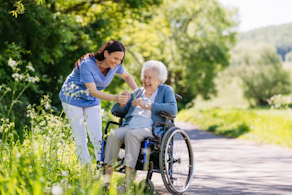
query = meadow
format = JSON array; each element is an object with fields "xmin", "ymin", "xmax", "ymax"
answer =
[
  {"xmin": 0, "ymin": 95, "xmax": 150, "ymax": 195},
  {"xmin": 177, "ymin": 62, "xmax": 292, "ymax": 149}
]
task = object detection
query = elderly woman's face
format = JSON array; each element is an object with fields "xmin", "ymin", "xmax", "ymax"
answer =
[{"xmin": 143, "ymin": 69, "xmax": 161, "ymax": 95}]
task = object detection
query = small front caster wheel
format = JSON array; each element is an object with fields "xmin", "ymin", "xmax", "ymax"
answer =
[{"xmin": 138, "ymin": 179, "xmax": 154, "ymax": 194}]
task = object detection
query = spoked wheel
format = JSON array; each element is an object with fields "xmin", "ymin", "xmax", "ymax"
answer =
[
  {"xmin": 159, "ymin": 127, "xmax": 194, "ymax": 194},
  {"xmin": 138, "ymin": 179, "xmax": 154, "ymax": 194}
]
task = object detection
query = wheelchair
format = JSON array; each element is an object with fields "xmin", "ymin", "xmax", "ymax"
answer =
[{"xmin": 100, "ymin": 95, "xmax": 194, "ymax": 194}]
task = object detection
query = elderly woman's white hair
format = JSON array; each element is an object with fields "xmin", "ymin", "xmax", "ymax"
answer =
[{"xmin": 141, "ymin": 60, "xmax": 168, "ymax": 84}]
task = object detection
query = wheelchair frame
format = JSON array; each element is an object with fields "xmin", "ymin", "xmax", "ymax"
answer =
[{"xmin": 100, "ymin": 94, "xmax": 194, "ymax": 194}]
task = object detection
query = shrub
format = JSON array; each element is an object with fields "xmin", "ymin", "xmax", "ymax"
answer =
[{"xmin": 227, "ymin": 42, "xmax": 291, "ymax": 106}]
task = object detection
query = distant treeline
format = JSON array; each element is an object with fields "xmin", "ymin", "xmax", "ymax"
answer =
[{"xmin": 240, "ymin": 22, "xmax": 292, "ymax": 61}]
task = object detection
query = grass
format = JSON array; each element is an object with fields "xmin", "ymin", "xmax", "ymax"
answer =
[
  {"xmin": 177, "ymin": 108, "xmax": 292, "ymax": 148},
  {"xmin": 177, "ymin": 62, "xmax": 292, "ymax": 149},
  {"xmin": 0, "ymin": 96, "xmax": 154, "ymax": 195}
]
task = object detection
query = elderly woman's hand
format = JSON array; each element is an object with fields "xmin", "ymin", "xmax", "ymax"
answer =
[
  {"xmin": 119, "ymin": 90, "xmax": 130, "ymax": 107},
  {"xmin": 132, "ymin": 97, "xmax": 146, "ymax": 108}
]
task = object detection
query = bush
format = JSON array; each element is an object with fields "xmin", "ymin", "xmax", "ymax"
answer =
[{"xmin": 227, "ymin": 42, "xmax": 291, "ymax": 106}]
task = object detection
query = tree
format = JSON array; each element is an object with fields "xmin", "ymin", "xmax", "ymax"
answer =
[
  {"xmin": 121, "ymin": 0, "xmax": 238, "ymax": 107},
  {"xmin": 227, "ymin": 42, "xmax": 291, "ymax": 106},
  {"xmin": 1, "ymin": 0, "xmax": 163, "ymax": 134},
  {"xmin": 1, "ymin": 0, "xmax": 162, "ymax": 109}
]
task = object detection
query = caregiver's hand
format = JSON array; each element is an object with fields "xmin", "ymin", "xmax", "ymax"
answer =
[{"xmin": 119, "ymin": 90, "xmax": 130, "ymax": 107}]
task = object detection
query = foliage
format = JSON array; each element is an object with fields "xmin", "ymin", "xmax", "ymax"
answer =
[
  {"xmin": 121, "ymin": 0, "xmax": 238, "ymax": 107},
  {"xmin": 10, "ymin": 0, "xmax": 45, "ymax": 18},
  {"xmin": 239, "ymin": 22, "xmax": 292, "ymax": 61},
  {"xmin": 226, "ymin": 42, "xmax": 292, "ymax": 106},
  {"xmin": 0, "ymin": 97, "xmax": 104, "ymax": 194},
  {"xmin": 2, "ymin": 0, "xmax": 238, "ymax": 112},
  {"xmin": 0, "ymin": 94, "xmax": 152, "ymax": 194},
  {"xmin": 0, "ymin": 45, "xmax": 41, "ymax": 138},
  {"xmin": 1, "ymin": 0, "xmax": 163, "ymax": 112},
  {"xmin": 1, "ymin": 1, "xmax": 85, "ymax": 108},
  {"xmin": 177, "ymin": 108, "xmax": 292, "ymax": 148}
]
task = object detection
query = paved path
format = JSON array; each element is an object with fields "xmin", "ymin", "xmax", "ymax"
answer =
[{"xmin": 136, "ymin": 122, "xmax": 292, "ymax": 195}]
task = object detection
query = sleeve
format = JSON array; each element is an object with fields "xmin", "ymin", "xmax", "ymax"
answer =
[
  {"xmin": 116, "ymin": 64, "xmax": 125, "ymax": 74},
  {"xmin": 80, "ymin": 62, "xmax": 94, "ymax": 83},
  {"xmin": 151, "ymin": 85, "xmax": 178, "ymax": 116}
]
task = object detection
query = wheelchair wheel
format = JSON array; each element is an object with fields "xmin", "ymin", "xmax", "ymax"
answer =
[
  {"xmin": 138, "ymin": 179, "xmax": 154, "ymax": 194},
  {"xmin": 159, "ymin": 127, "xmax": 194, "ymax": 194}
]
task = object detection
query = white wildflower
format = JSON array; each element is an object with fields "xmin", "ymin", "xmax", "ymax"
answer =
[
  {"xmin": 62, "ymin": 171, "xmax": 68, "ymax": 176},
  {"xmin": 8, "ymin": 58, "xmax": 18, "ymax": 68},
  {"xmin": 25, "ymin": 76, "xmax": 40, "ymax": 83},
  {"xmin": 44, "ymin": 102, "xmax": 50, "ymax": 110},
  {"xmin": 52, "ymin": 185, "xmax": 63, "ymax": 195},
  {"xmin": 26, "ymin": 62, "xmax": 35, "ymax": 72},
  {"xmin": 76, "ymin": 15, "xmax": 83, "ymax": 23},
  {"xmin": 12, "ymin": 73, "xmax": 23, "ymax": 81},
  {"xmin": 39, "ymin": 121, "xmax": 46, "ymax": 126},
  {"xmin": 40, "ymin": 177, "xmax": 45, "ymax": 182},
  {"xmin": 79, "ymin": 118, "xmax": 85, "ymax": 125}
]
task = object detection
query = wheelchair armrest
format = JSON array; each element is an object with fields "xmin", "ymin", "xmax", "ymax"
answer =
[
  {"xmin": 159, "ymin": 111, "xmax": 176, "ymax": 120},
  {"xmin": 152, "ymin": 121, "xmax": 163, "ymax": 143},
  {"xmin": 112, "ymin": 111, "xmax": 126, "ymax": 119}
]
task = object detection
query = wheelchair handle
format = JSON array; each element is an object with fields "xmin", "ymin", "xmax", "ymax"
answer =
[{"xmin": 175, "ymin": 94, "xmax": 182, "ymax": 101}]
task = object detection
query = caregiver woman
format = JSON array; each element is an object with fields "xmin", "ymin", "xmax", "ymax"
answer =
[{"xmin": 59, "ymin": 40, "xmax": 138, "ymax": 170}]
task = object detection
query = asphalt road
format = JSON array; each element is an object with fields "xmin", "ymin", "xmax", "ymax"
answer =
[{"xmin": 136, "ymin": 122, "xmax": 292, "ymax": 195}]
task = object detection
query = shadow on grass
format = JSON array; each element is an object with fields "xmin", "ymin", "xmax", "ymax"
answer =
[{"xmin": 207, "ymin": 123, "xmax": 250, "ymax": 138}]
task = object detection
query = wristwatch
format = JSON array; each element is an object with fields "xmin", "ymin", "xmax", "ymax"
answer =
[{"xmin": 144, "ymin": 103, "xmax": 149, "ymax": 109}]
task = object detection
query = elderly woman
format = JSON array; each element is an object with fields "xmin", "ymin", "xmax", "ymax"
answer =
[{"xmin": 103, "ymin": 60, "xmax": 177, "ymax": 193}]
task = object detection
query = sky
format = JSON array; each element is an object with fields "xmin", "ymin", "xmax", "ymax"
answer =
[{"xmin": 218, "ymin": 0, "xmax": 292, "ymax": 32}]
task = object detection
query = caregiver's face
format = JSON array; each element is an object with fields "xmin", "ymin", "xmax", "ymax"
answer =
[{"xmin": 105, "ymin": 50, "xmax": 124, "ymax": 69}]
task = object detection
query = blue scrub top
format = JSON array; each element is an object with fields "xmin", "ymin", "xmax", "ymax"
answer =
[{"xmin": 59, "ymin": 56, "xmax": 124, "ymax": 107}]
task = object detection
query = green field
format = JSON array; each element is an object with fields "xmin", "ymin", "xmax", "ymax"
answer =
[
  {"xmin": 177, "ymin": 108, "xmax": 292, "ymax": 148},
  {"xmin": 193, "ymin": 77, "xmax": 249, "ymax": 110},
  {"xmin": 178, "ymin": 62, "xmax": 292, "ymax": 149}
]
